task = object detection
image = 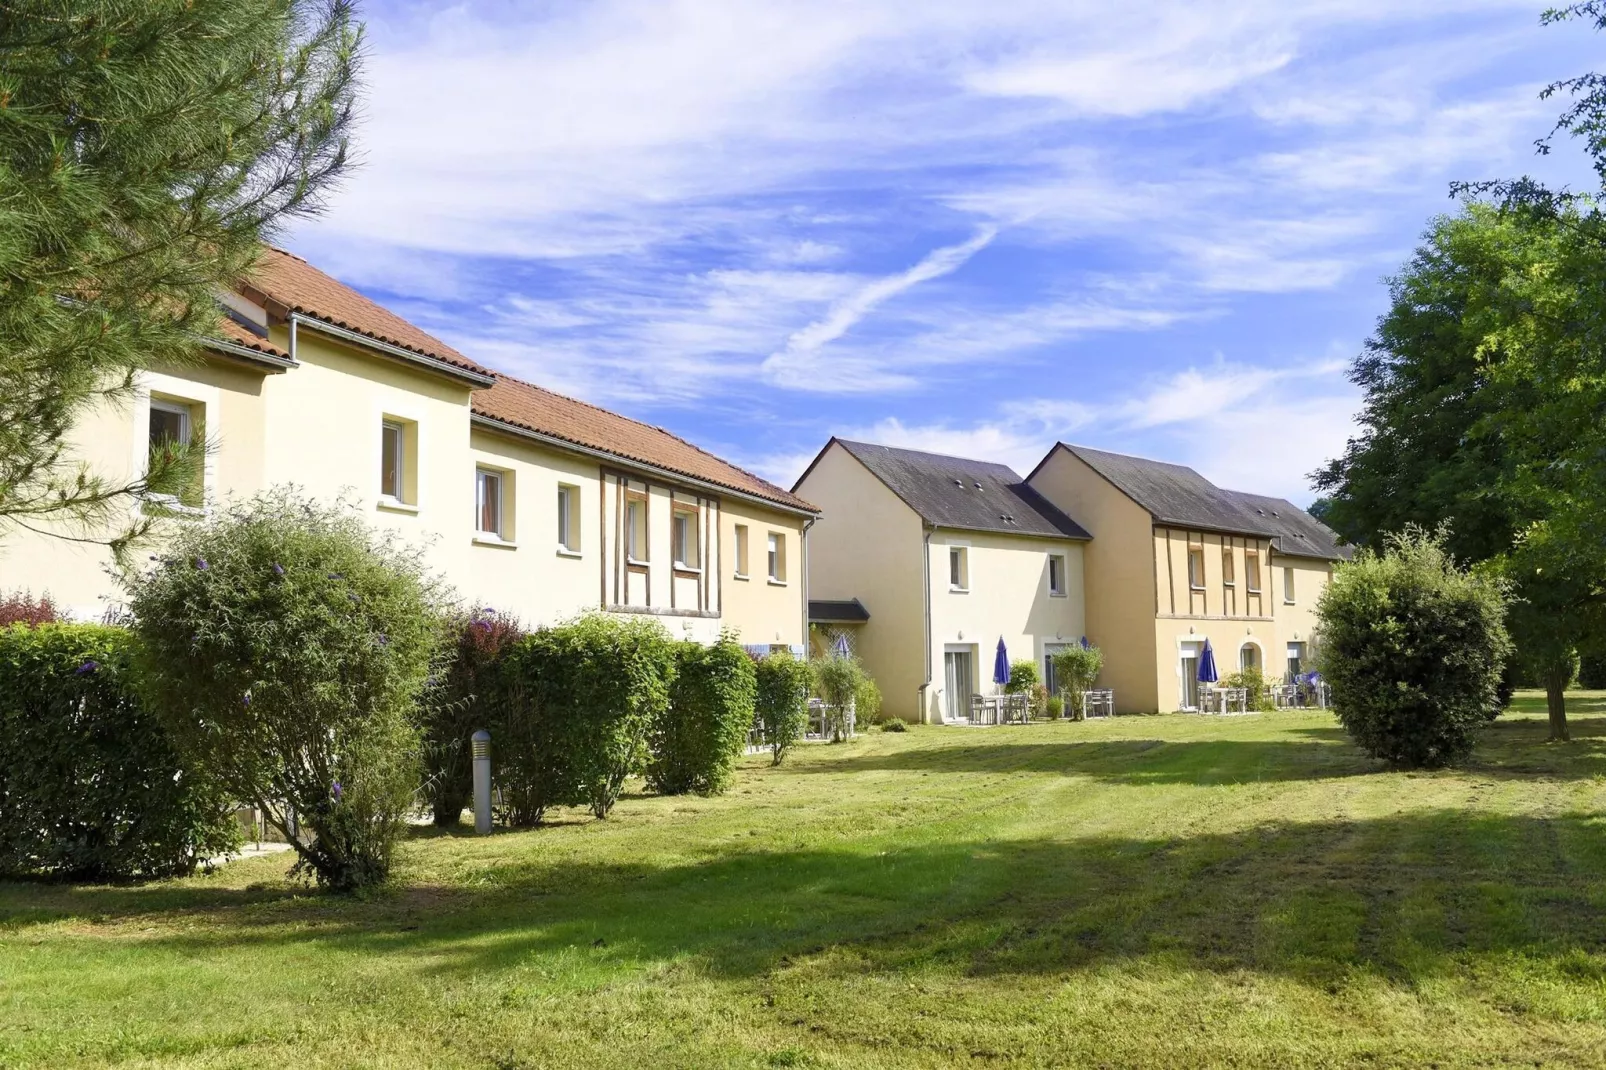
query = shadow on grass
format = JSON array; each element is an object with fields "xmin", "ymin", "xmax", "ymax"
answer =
[
  {"xmin": 793, "ymin": 737, "xmax": 1380, "ymax": 784},
  {"xmin": 16, "ymin": 809, "xmax": 1606, "ymax": 995}
]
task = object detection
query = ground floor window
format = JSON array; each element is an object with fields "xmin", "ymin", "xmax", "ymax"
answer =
[
  {"xmin": 944, "ymin": 647, "xmax": 975, "ymax": 720},
  {"xmin": 1043, "ymin": 642, "xmax": 1069, "ymax": 696},
  {"xmin": 1286, "ymin": 642, "xmax": 1306, "ymax": 681},
  {"xmin": 1240, "ymin": 643, "xmax": 1260, "ymax": 673},
  {"xmin": 1179, "ymin": 640, "xmax": 1203, "ymax": 710}
]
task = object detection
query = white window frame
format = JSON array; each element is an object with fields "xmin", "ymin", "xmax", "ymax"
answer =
[
  {"xmin": 475, "ymin": 468, "xmax": 505, "ymax": 540},
  {"xmin": 1246, "ymin": 552, "xmax": 1262, "ymax": 593},
  {"xmin": 626, "ymin": 497, "xmax": 648, "ymax": 564},
  {"xmin": 380, "ymin": 420, "xmax": 407, "ymax": 504},
  {"xmin": 733, "ymin": 524, "xmax": 750, "ymax": 579},
  {"xmin": 1222, "ymin": 549, "xmax": 1235, "ymax": 588},
  {"xmin": 672, "ymin": 507, "xmax": 700, "ymax": 571},
  {"xmin": 148, "ymin": 398, "xmax": 192, "ymax": 448},
  {"xmin": 1283, "ymin": 566, "xmax": 1296, "ymax": 604},
  {"xmin": 1048, "ymin": 553, "xmax": 1066, "ymax": 597},
  {"xmin": 949, "ymin": 545, "xmax": 969, "ymax": 593},
  {"xmin": 1187, "ymin": 547, "xmax": 1205, "ymax": 591},
  {"xmin": 557, "ymin": 484, "xmax": 580, "ymax": 554},
  {"xmin": 767, "ymin": 531, "xmax": 785, "ymax": 584}
]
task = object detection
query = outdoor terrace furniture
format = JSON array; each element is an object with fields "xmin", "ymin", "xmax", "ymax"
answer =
[
  {"xmin": 1002, "ymin": 693, "xmax": 1031, "ymax": 724},
  {"xmin": 1079, "ymin": 689, "xmax": 1115, "ymax": 718},
  {"xmin": 1199, "ymin": 685, "xmax": 1250, "ymax": 714}
]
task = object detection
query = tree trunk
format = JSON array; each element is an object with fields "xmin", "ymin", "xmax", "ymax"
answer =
[{"xmin": 1546, "ymin": 664, "xmax": 1570, "ymax": 742}]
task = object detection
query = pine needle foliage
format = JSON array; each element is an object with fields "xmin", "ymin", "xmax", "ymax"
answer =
[{"xmin": 0, "ymin": 1, "xmax": 362, "ymax": 557}]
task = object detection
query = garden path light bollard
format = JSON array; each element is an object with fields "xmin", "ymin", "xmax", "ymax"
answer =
[{"xmin": 472, "ymin": 729, "xmax": 492, "ymax": 835}]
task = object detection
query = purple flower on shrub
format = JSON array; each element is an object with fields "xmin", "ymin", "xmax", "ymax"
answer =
[
  {"xmin": 271, "ymin": 563, "xmax": 285, "ymax": 576},
  {"xmin": 331, "ymin": 781, "xmax": 343, "ymax": 801},
  {"xmin": 75, "ymin": 660, "xmax": 99, "ymax": 675},
  {"xmin": 242, "ymin": 689, "xmax": 252, "ymax": 707},
  {"xmin": 375, "ymin": 633, "xmax": 389, "ymax": 646},
  {"xmin": 195, "ymin": 558, "xmax": 209, "ymax": 571}
]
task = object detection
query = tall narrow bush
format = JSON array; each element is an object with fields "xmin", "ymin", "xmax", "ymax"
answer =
[
  {"xmin": 0, "ymin": 623, "xmax": 239, "ymax": 880},
  {"xmin": 423, "ymin": 607, "xmax": 523, "ymax": 826},
  {"xmin": 497, "ymin": 614, "xmax": 675, "ymax": 822},
  {"xmin": 125, "ymin": 490, "xmax": 444, "ymax": 891},
  {"xmin": 812, "ymin": 655, "xmax": 864, "ymax": 741},
  {"xmin": 754, "ymin": 653, "xmax": 811, "ymax": 765},
  {"xmin": 1052, "ymin": 645, "xmax": 1104, "ymax": 720},
  {"xmin": 648, "ymin": 634, "xmax": 757, "ymax": 796},
  {"xmin": 1317, "ymin": 526, "xmax": 1512, "ymax": 768}
]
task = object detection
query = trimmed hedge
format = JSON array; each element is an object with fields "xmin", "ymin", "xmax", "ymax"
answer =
[
  {"xmin": 754, "ymin": 653, "xmax": 812, "ymax": 765},
  {"xmin": 496, "ymin": 614, "xmax": 676, "ymax": 822},
  {"xmin": 0, "ymin": 623, "xmax": 239, "ymax": 880},
  {"xmin": 648, "ymin": 634, "xmax": 757, "ymax": 795}
]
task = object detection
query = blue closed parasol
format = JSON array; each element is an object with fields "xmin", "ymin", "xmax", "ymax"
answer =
[
  {"xmin": 1197, "ymin": 638, "xmax": 1219, "ymax": 684},
  {"xmin": 832, "ymin": 632, "xmax": 851, "ymax": 658},
  {"xmin": 993, "ymin": 637, "xmax": 1010, "ymax": 689}
]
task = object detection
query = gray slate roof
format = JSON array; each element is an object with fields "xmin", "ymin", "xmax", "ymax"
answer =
[
  {"xmin": 809, "ymin": 598, "xmax": 871, "ymax": 623},
  {"xmin": 1057, "ymin": 444, "xmax": 1347, "ymax": 560},
  {"xmin": 829, "ymin": 440, "xmax": 1090, "ymax": 540}
]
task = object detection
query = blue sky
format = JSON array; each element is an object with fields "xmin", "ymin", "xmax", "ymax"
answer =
[{"xmin": 284, "ymin": 1, "xmax": 1599, "ymax": 504}]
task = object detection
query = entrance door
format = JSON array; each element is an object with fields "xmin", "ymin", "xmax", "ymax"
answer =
[
  {"xmin": 1179, "ymin": 641, "xmax": 1202, "ymax": 710},
  {"xmin": 944, "ymin": 648, "xmax": 975, "ymax": 721},
  {"xmin": 1240, "ymin": 643, "xmax": 1260, "ymax": 673},
  {"xmin": 1286, "ymin": 642, "xmax": 1306, "ymax": 682},
  {"xmin": 1043, "ymin": 643, "xmax": 1069, "ymax": 697}
]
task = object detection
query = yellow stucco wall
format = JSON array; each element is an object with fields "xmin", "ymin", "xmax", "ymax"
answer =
[
  {"xmin": 1026, "ymin": 447, "xmax": 1160, "ymax": 712},
  {"xmin": 719, "ymin": 499, "xmax": 808, "ymax": 649},
  {"xmin": 924, "ymin": 530, "xmax": 1085, "ymax": 723},
  {"xmin": 794, "ymin": 443, "xmax": 928, "ymax": 720},
  {"xmin": 0, "ymin": 317, "xmax": 809, "ymax": 645}
]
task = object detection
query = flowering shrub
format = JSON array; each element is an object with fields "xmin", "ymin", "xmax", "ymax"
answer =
[
  {"xmin": 0, "ymin": 623, "xmax": 238, "ymax": 879},
  {"xmin": 754, "ymin": 652, "xmax": 812, "ymax": 765},
  {"xmin": 125, "ymin": 489, "xmax": 445, "ymax": 891},
  {"xmin": 1052, "ymin": 645, "xmax": 1104, "ymax": 720},
  {"xmin": 648, "ymin": 633, "xmax": 756, "ymax": 796},
  {"xmin": 422, "ymin": 607, "xmax": 523, "ymax": 826}
]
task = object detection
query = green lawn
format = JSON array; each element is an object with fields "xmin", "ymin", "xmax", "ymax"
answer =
[{"xmin": 4, "ymin": 695, "xmax": 1606, "ymax": 1068}]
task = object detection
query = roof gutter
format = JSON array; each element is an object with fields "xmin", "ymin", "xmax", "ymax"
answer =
[
  {"xmin": 470, "ymin": 413, "xmax": 820, "ymax": 519},
  {"xmin": 919, "ymin": 523, "xmax": 934, "ymax": 724},
  {"xmin": 203, "ymin": 337, "xmax": 297, "ymax": 372},
  {"xmin": 800, "ymin": 514, "xmax": 816, "ymax": 653},
  {"xmin": 290, "ymin": 313, "xmax": 496, "ymax": 388}
]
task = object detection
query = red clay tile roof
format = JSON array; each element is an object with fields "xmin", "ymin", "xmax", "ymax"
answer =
[
  {"xmin": 473, "ymin": 374, "xmax": 817, "ymax": 513},
  {"xmin": 209, "ymin": 315, "xmax": 290, "ymax": 360},
  {"xmin": 243, "ymin": 247, "xmax": 492, "ymax": 378}
]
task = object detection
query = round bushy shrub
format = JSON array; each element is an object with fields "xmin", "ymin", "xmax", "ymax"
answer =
[
  {"xmin": 125, "ymin": 489, "xmax": 445, "ymax": 891},
  {"xmin": 648, "ymin": 633, "xmax": 757, "ymax": 796},
  {"xmin": 1003, "ymin": 658, "xmax": 1039, "ymax": 694},
  {"xmin": 1317, "ymin": 527, "xmax": 1512, "ymax": 768},
  {"xmin": 754, "ymin": 652, "xmax": 811, "ymax": 765},
  {"xmin": 422, "ymin": 607, "xmax": 523, "ymax": 826},
  {"xmin": 0, "ymin": 623, "xmax": 240, "ymax": 879},
  {"xmin": 1223, "ymin": 666, "xmax": 1276, "ymax": 711},
  {"xmin": 497, "ymin": 614, "xmax": 676, "ymax": 822}
]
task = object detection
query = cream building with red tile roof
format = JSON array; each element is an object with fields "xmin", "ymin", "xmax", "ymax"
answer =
[{"xmin": 2, "ymin": 248, "xmax": 816, "ymax": 649}]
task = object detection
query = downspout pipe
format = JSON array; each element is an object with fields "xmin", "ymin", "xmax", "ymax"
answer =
[
  {"xmin": 919, "ymin": 524, "xmax": 934, "ymax": 723},
  {"xmin": 800, "ymin": 515, "xmax": 816, "ymax": 655}
]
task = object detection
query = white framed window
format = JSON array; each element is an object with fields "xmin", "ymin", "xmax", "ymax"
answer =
[
  {"xmin": 734, "ymin": 524, "xmax": 750, "ymax": 578},
  {"xmin": 1240, "ymin": 643, "xmax": 1260, "ymax": 672},
  {"xmin": 1246, "ymin": 552, "xmax": 1262, "ymax": 593},
  {"xmin": 672, "ymin": 507, "xmax": 700, "ymax": 569},
  {"xmin": 1048, "ymin": 554, "xmax": 1066, "ymax": 597},
  {"xmin": 1222, "ymin": 550, "xmax": 1235, "ymax": 587},
  {"xmin": 626, "ymin": 496, "xmax": 647, "ymax": 562},
  {"xmin": 1188, "ymin": 547, "xmax": 1205, "ymax": 590},
  {"xmin": 949, "ymin": 546, "xmax": 969, "ymax": 592},
  {"xmin": 475, "ymin": 468, "xmax": 505, "ymax": 539},
  {"xmin": 557, "ymin": 484, "xmax": 580, "ymax": 552},
  {"xmin": 767, "ymin": 532, "xmax": 786, "ymax": 583},
  {"xmin": 1283, "ymin": 566, "xmax": 1296, "ymax": 604},
  {"xmin": 380, "ymin": 420, "xmax": 409, "ymax": 504},
  {"xmin": 149, "ymin": 398, "xmax": 192, "ymax": 449},
  {"xmin": 1287, "ymin": 641, "xmax": 1305, "ymax": 680}
]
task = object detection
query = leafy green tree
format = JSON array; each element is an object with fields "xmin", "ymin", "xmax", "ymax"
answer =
[
  {"xmin": 1051, "ymin": 645, "xmax": 1103, "ymax": 720},
  {"xmin": 0, "ymin": 0, "xmax": 361, "ymax": 557},
  {"xmin": 754, "ymin": 653, "xmax": 811, "ymax": 765},
  {"xmin": 1313, "ymin": 205, "xmax": 1606, "ymax": 740}
]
